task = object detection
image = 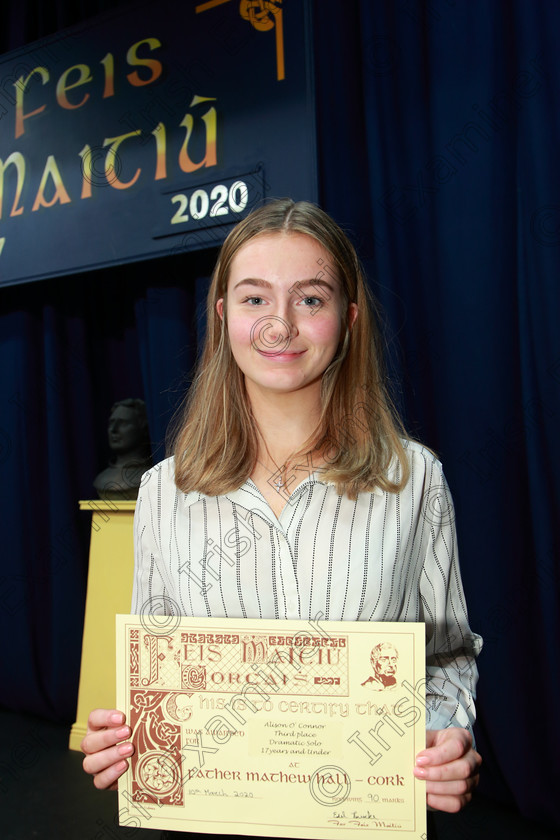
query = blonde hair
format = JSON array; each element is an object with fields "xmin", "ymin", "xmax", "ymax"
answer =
[{"xmin": 169, "ymin": 199, "xmax": 411, "ymax": 498}]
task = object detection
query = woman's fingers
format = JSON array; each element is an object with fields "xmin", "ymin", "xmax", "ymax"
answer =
[
  {"xmin": 414, "ymin": 728, "xmax": 481, "ymax": 812},
  {"xmin": 86, "ymin": 709, "xmax": 126, "ymax": 730},
  {"xmin": 81, "ymin": 722, "xmax": 131, "ymax": 755},
  {"xmin": 83, "ymin": 748, "xmax": 132, "ymax": 790},
  {"xmin": 81, "ymin": 708, "xmax": 134, "ymax": 790}
]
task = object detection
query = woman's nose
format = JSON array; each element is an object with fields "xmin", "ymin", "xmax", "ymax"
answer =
[
  {"xmin": 270, "ymin": 311, "xmax": 297, "ymax": 338},
  {"xmin": 250, "ymin": 313, "xmax": 297, "ymax": 354}
]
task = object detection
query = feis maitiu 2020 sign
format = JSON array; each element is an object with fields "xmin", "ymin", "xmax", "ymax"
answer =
[{"xmin": 0, "ymin": 0, "xmax": 316, "ymax": 286}]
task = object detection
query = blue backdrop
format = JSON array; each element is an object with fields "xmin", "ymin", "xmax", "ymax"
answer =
[{"xmin": 0, "ymin": 0, "xmax": 558, "ymax": 831}]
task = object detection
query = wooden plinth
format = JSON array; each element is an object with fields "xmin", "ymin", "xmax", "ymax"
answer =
[{"xmin": 68, "ymin": 500, "xmax": 136, "ymax": 751}]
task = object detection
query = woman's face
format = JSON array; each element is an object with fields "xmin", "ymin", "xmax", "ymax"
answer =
[{"xmin": 216, "ymin": 232, "xmax": 358, "ymax": 400}]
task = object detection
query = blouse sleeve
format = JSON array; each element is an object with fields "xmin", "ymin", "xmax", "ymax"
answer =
[
  {"xmin": 419, "ymin": 466, "xmax": 483, "ymax": 736},
  {"xmin": 131, "ymin": 464, "xmax": 170, "ymax": 615}
]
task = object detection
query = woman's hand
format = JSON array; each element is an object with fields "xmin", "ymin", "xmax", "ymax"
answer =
[
  {"xmin": 81, "ymin": 709, "xmax": 134, "ymax": 790},
  {"xmin": 413, "ymin": 728, "xmax": 481, "ymax": 812}
]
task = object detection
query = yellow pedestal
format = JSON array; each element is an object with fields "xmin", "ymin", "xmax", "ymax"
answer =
[{"xmin": 68, "ymin": 500, "xmax": 136, "ymax": 751}]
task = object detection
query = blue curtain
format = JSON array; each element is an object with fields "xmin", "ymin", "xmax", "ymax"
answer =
[
  {"xmin": 314, "ymin": 0, "xmax": 559, "ymax": 828},
  {"xmin": 0, "ymin": 253, "xmax": 213, "ymax": 721},
  {"xmin": 0, "ymin": 0, "xmax": 558, "ymax": 831}
]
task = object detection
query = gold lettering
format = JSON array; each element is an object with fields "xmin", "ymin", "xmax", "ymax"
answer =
[
  {"xmin": 78, "ymin": 144, "xmax": 93, "ymax": 199},
  {"xmin": 56, "ymin": 64, "xmax": 92, "ymax": 109},
  {"xmin": 100, "ymin": 53, "xmax": 115, "ymax": 98},
  {"xmin": 152, "ymin": 122, "xmax": 167, "ymax": 180},
  {"xmin": 179, "ymin": 95, "xmax": 217, "ymax": 173},
  {"xmin": 126, "ymin": 38, "xmax": 163, "ymax": 86},
  {"xmin": 15, "ymin": 66, "xmax": 49, "ymax": 138},
  {"xmin": 0, "ymin": 152, "xmax": 26, "ymax": 218},
  {"xmin": 31, "ymin": 155, "xmax": 71, "ymax": 211},
  {"xmin": 102, "ymin": 130, "xmax": 142, "ymax": 189}
]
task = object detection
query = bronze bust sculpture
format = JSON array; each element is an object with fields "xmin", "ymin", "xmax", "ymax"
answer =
[{"xmin": 93, "ymin": 399, "xmax": 152, "ymax": 500}]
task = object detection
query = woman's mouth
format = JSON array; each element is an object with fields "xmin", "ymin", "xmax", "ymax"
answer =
[{"xmin": 256, "ymin": 349, "xmax": 306, "ymax": 359}]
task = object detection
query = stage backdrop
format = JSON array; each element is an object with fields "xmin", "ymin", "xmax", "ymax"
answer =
[{"xmin": 0, "ymin": 0, "xmax": 316, "ymax": 286}]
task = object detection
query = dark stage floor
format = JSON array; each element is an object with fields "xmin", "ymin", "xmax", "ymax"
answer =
[{"xmin": 0, "ymin": 708, "xmax": 556, "ymax": 840}]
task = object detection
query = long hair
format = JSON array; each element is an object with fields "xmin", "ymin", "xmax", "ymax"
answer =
[{"xmin": 169, "ymin": 199, "xmax": 411, "ymax": 498}]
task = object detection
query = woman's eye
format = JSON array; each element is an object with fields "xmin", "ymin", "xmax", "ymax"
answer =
[
  {"xmin": 300, "ymin": 296, "xmax": 322, "ymax": 307},
  {"xmin": 245, "ymin": 296, "xmax": 264, "ymax": 305}
]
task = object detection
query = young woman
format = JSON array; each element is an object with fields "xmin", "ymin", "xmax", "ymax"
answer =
[{"xmin": 82, "ymin": 199, "xmax": 482, "ymax": 815}]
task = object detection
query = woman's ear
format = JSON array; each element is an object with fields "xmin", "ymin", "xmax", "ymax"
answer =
[
  {"xmin": 216, "ymin": 298, "xmax": 224, "ymax": 321},
  {"xmin": 348, "ymin": 302, "xmax": 358, "ymax": 330}
]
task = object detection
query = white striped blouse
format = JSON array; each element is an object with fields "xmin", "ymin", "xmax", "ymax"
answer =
[{"xmin": 132, "ymin": 439, "xmax": 482, "ymax": 734}]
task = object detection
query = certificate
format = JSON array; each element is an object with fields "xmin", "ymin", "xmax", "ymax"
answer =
[{"xmin": 117, "ymin": 615, "xmax": 426, "ymax": 838}]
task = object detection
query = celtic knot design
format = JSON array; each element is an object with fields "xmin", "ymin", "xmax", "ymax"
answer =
[
  {"xmin": 196, "ymin": 0, "xmax": 284, "ymax": 81},
  {"xmin": 240, "ymin": 1, "xmax": 281, "ymax": 32}
]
